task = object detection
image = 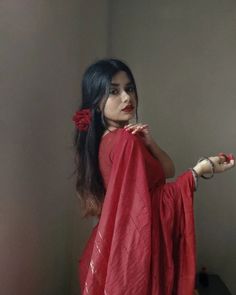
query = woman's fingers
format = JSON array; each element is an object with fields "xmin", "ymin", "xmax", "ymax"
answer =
[
  {"xmin": 224, "ymin": 159, "xmax": 235, "ymax": 170},
  {"xmin": 124, "ymin": 123, "xmax": 133, "ymax": 128},
  {"xmin": 124, "ymin": 123, "xmax": 149, "ymax": 134},
  {"xmin": 131, "ymin": 125, "xmax": 145, "ymax": 134},
  {"xmin": 219, "ymin": 160, "xmax": 234, "ymax": 173},
  {"xmin": 210, "ymin": 156, "xmax": 235, "ymax": 173},
  {"xmin": 218, "ymin": 152, "xmax": 234, "ymax": 163},
  {"xmin": 124, "ymin": 123, "xmax": 148, "ymax": 129},
  {"xmin": 219, "ymin": 156, "xmax": 227, "ymax": 164}
]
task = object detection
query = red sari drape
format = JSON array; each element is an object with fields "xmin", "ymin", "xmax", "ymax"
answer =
[{"xmin": 79, "ymin": 128, "xmax": 196, "ymax": 295}]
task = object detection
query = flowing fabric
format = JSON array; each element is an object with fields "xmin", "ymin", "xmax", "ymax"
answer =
[{"xmin": 79, "ymin": 129, "xmax": 196, "ymax": 295}]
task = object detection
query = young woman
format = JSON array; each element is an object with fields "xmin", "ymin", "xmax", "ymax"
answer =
[{"xmin": 73, "ymin": 59, "xmax": 234, "ymax": 295}]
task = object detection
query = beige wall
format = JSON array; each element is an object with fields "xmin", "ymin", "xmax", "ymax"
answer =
[
  {"xmin": 109, "ymin": 0, "xmax": 236, "ymax": 293},
  {"xmin": 0, "ymin": 1, "xmax": 108, "ymax": 294}
]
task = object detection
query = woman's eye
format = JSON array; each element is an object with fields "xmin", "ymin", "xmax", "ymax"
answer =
[
  {"xmin": 126, "ymin": 86, "xmax": 135, "ymax": 93},
  {"xmin": 110, "ymin": 89, "xmax": 119, "ymax": 95}
]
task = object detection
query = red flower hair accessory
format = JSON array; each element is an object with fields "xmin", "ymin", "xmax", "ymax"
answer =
[{"xmin": 72, "ymin": 108, "xmax": 92, "ymax": 131}]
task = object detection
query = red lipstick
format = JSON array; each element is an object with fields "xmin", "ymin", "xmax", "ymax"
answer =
[{"xmin": 122, "ymin": 105, "xmax": 134, "ymax": 112}]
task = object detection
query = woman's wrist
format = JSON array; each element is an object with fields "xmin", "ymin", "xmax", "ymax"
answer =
[
  {"xmin": 192, "ymin": 160, "xmax": 210, "ymax": 177},
  {"xmin": 192, "ymin": 154, "xmax": 234, "ymax": 180},
  {"xmin": 144, "ymin": 134, "xmax": 155, "ymax": 147},
  {"xmin": 192, "ymin": 158, "xmax": 215, "ymax": 177},
  {"xmin": 192, "ymin": 163, "xmax": 203, "ymax": 176}
]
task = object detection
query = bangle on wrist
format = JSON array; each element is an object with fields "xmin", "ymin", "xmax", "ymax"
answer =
[
  {"xmin": 191, "ymin": 168, "xmax": 199, "ymax": 178},
  {"xmin": 197, "ymin": 157, "xmax": 215, "ymax": 179}
]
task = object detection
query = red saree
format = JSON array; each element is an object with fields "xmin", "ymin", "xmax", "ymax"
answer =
[{"xmin": 79, "ymin": 128, "xmax": 196, "ymax": 295}]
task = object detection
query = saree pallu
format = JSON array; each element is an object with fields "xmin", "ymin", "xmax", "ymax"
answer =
[{"xmin": 79, "ymin": 129, "xmax": 196, "ymax": 295}]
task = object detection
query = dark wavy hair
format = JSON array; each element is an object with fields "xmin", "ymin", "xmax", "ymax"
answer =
[{"xmin": 73, "ymin": 58, "xmax": 138, "ymax": 217}]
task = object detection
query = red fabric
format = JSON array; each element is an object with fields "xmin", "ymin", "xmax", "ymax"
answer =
[{"xmin": 79, "ymin": 129, "xmax": 196, "ymax": 295}]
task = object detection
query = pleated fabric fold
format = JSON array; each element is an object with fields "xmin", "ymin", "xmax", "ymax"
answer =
[{"xmin": 79, "ymin": 129, "xmax": 196, "ymax": 295}]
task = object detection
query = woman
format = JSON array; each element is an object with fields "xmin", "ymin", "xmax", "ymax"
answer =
[{"xmin": 73, "ymin": 59, "xmax": 234, "ymax": 295}]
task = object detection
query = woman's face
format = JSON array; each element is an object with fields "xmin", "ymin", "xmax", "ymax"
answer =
[{"xmin": 101, "ymin": 71, "xmax": 137, "ymax": 128}]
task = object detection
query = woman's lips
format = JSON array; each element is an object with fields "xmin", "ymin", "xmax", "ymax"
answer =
[{"xmin": 122, "ymin": 105, "xmax": 134, "ymax": 112}]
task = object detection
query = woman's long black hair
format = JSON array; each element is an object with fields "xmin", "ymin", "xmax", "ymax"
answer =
[{"xmin": 73, "ymin": 58, "xmax": 138, "ymax": 217}]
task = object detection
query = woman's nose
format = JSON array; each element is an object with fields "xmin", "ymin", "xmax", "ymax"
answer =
[{"xmin": 121, "ymin": 91, "xmax": 130, "ymax": 102}]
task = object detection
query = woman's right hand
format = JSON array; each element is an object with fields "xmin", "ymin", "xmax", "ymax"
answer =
[{"xmin": 193, "ymin": 154, "xmax": 235, "ymax": 177}]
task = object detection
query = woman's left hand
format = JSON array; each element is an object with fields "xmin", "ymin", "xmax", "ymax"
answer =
[
  {"xmin": 124, "ymin": 123, "xmax": 152, "ymax": 146},
  {"xmin": 193, "ymin": 155, "xmax": 235, "ymax": 176}
]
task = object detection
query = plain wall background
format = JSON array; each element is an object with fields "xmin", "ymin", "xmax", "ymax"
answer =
[
  {"xmin": 1, "ymin": 1, "xmax": 235, "ymax": 295},
  {"xmin": 0, "ymin": 0, "xmax": 108, "ymax": 294},
  {"xmin": 109, "ymin": 0, "xmax": 236, "ymax": 293}
]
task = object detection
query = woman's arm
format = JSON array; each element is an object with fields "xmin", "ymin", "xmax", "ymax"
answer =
[
  {"xmin": 145, "ymin": 136, "xmax": 175, "ymax": 178},
  {"xmin": 192, "ymin": 155, "xmax": 234, "ymax": 177},
  {"xmin": 124, "ymin": 123, "xmax": 175, "ymax": 178}
]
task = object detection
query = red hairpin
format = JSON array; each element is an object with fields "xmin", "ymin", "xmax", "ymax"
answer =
[{"xmin": 72, "ymin": 108, "xmax": 92, "ymax": 131}]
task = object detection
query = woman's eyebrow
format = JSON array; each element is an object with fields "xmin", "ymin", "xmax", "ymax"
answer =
[{"xmin": 110, "ymin": 82, "xmax": 133, "ymax": 87}]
